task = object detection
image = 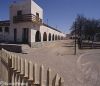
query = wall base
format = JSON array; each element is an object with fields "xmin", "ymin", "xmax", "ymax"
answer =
[{"xmin": 29, "ymin": 41, "xmax": 56, "ymax": 48}]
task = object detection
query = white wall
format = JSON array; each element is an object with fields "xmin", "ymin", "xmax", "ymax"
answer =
[
  {"xmin": 9, "ymin": 22, "xmax": 35, "ymax": 42},
  {"xmin": 10, "ymin": 0, "xmax": 31, "ymax": 24},
  {"xmin": 40, "ymin": 25, "xmax": 66, "ymax": 41},
  {"xmin": 9, "ymin": 0, "xmax": 43, "ymax": 43},
  {"xmin": 31, "ymin": 0, "xmax": 43, "ymax": 19},
  {"xmin": 30, "ymin": 25, "xmax": 66, "ymax": 43}
]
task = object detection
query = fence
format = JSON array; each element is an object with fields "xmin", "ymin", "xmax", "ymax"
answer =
[{"xmin": 0, "ymin": 48, "xmax": 64, "ymax": 86}]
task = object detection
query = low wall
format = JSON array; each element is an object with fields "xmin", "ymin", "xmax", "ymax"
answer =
[
  {"xmin": 0, "ymin": 44, "xmax": 22, "ymax": 53},
  {"xmin": 30, "ymin": 41, "xmax": 58, "ymax": 48},
  {"xmin": 0, "ymin": 41, "xmax": 59, "ymax": 53}
]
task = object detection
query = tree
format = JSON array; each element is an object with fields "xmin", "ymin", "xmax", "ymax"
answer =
[
  {"xmin": 70, "ymin": 14, "xmax": 100, "ymax": 49},
  {"xmin": 70, "ymin": 15, "xmax": 87, "ymax": 38},
  {"xmin": 70, "ymin": 15, "xmax": 100, "ymax": 41}
]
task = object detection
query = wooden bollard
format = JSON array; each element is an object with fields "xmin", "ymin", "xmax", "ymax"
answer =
[
  {"xmin": 14, "ymin": 55, "xmax": 17, "ymax": 71},
  {"xmin": 16, "ymin": 56, "xmax": 18, "ymax": 71},
  {"xmin": 8, "ymin": 55, "xmax": 12, "ymax": 68},
  {"xmin": 53, "ymin": 73, "xmax": 60, "ymax": 86},
  {"xmin": 2, "ymin": 49, "xmax": 6, "ymax": 58},
  {"xmin": 40, "ymin": 65, "xmax": 44, "ymax": 86},
  {"xmin": 14, "ymin": 55, "xmax": 16, "ymax": 70},
  {"xmin": 2, "ymin": 50, "xmax": 5, "ymax": 59},
  {"xmin": 28, "ymin": 61, "xmax": 33, "ymax": 81},
  {"xmin": 47, "ymin": 68, "xmax": 51, "ymax": 86},
  {"xmin": 5, "ymin": 51, "xmax": 8, "ymax": 63},
  {"xmin": 14, "ymin": 73, "xmax": 17, "ymax": 84},
  {"xmin": 24, "ymin": 59, "xmax": 28, "ymax": 78},
  {"xmin": 2, "ymin": 50, "xmax": 4, "ymax": 57},
  {"xmin": 20, "ymin": 58, "xmax": 25, "ymax": 75},
  {"xmin": 59, "ymin": 77, "xmax": 64, "ymax": 86},
  {"xmin": 17, "ymin": 56, "xmax": 21, "ymax": 73},
  {"xmin": 8, "ymin": 52, "xmax": 12, "ymax": 68},
  {"xmin": 33, "ymin": 63, "xmax": 38, "ymax": 84},
  {"xmin": 11, "ymin": 72, "xmax": 15, "ymax": 84},
  {"xmin": 17, "ymin": 75, "xmax": 21, "ymax": 86},
  {"xmin": 11, "ymin": 54, "xmax": 15, "ymax": 69},
  {"xmin": 3, "ymin": 50, "xmax": 6, "ymax": 60}
]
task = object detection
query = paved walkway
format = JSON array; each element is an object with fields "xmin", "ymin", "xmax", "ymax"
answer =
[{"xmin": 16, "ymin": 40, "xmax": 100, "ymax": 86}]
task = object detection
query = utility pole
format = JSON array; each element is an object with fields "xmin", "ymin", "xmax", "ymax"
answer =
[
  {"xmin": 74, "ymin": 22, "xmax": 77, "ymax": 55},
  {"xmin": 47, "ymin": 18, "xmax": 48, "ymax": 25}
]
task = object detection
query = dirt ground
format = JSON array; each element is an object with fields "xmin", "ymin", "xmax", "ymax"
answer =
[{"xmin": 16, "ymin": 40, "xmax": 100, "ymax": 86}]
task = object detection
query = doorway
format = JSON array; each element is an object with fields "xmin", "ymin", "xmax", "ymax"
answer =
[
  {"xmin": 14, "ymin": 29, "xmax": 17, "ymax": 42},
  {"xmin": 35, "ymin": 31, "xmax": 41, "ymax": 42},
  {"xmin": 22, "ymin": 28, "xmax": 29, "ymax": 43}
]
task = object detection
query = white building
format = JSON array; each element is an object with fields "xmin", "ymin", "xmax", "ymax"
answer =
[{"xmin": 0, "ymin": 0, "xmax": 65, "ymax": 47}]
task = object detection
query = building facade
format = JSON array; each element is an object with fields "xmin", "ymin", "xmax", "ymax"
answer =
[{"xmin": 0, "ymin": 0, "xmax": 65, "ymax": 46}]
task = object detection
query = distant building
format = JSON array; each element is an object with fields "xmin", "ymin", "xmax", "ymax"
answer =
[{"xmin": 0, "ymin": 0, "xmax": 65, "ymax": 47}]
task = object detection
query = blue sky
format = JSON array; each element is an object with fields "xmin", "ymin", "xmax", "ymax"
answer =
[{"xmin": 0, "ymin": 0, "xmax": 100, "ymax": 33}]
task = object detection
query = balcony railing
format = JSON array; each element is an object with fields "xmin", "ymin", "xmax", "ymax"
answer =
[{"xmin": 13, "ymin": 14, "xmax": 42, "ymax": 25}]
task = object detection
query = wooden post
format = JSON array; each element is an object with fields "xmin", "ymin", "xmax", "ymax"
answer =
[
  {"xmin": 11, "ymin": 72, "xmax": 15, "ymax": 85},
  {"xmin": 47, "ymin": 68, "xmax": 51, "ymax": 86},
  {"xmin": 24, "ymin": 78, "xmax": 28, "ymax": 86},
  {"xmin": 8, "ymin": 55, "xmax": 12, "ymax": 84},
  {"xmin": 24, "ymin": 59, "xmax": 28, "ymax": 78},
  {"xmin": 21, "ymin": 77, "xmax": 25, "ymax": 86},
  {"xmin": 16, "ymin": 56, "xmax": 18, "ymax": 71},
  {"xmin": 17, "ymin": 56, "xmax": 21, "ymax": 85},
  {"xmin": 21, "ymin": 78, "xmax": 25, "ymax": 86},
  {"xmin": 14, "ymin": 73, "xmax": 17, "ymax": 85},
  {"xmin": 20, "ymin": 58, "xmax": 25, "ymax": 86},
  {"xmin": 59, "ymin": 77, "xmax": 64, "ymax": 86},
  {"xmin": 53, "ymin": 73, "xmax": 60, "ymax": 86},
  {"xmin": 17, "ymin": 56, "xmax": 21, "ymax": 73},
  {"xmin": 24, "ymin": 59, "xmax": 28, "ymax": 85},
  {"xmin": 11, "ymin": 54, "xmax": 15, "ymax": 69},
  {"xmin": 33, "ymin": 63, "xmax": 38, "ymax": 84},
  {"xmin": 28, "ymin": 61, "xmax": 34, "ymax": 86},
  {"xmin": 17, "ymin": 75, "xmax": 21, "ymax": 86},
  {"xmin": 14, "ymin": 55, "xmax": 17, "ymax": 71},
  {"xmin": 10, "ymin": 54, "xmax": 15, "ymax": 85},
  {"xmin": 28, "ymin": 61, "xmax": 33, "ymax": 81},
  {"xmin": 40, "ymin": 65, "xmax": 44, "ymax": 86},
  {"xmin": 20, "ymin": 58, "xmax": 25, "ymax": 75}
]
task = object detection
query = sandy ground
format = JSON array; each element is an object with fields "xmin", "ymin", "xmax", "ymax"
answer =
[{"xmin": 15, "ymin": 40, "xmax": 100, "ymax": 86}]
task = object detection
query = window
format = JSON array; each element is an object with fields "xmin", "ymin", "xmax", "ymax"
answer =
[
  {"xmin": 0, "ymin": 27, "xmax": 2, "ymax": 32},
  {"xmin": 17, "ymin": 10, "xmax": 22, "ymax": 15},
  {"xmin": 36, "ymin": 13, "xmax": 39, "ymax": 17},
  {"xmin": 5, "ymin": 27, "xmax": 9, "ymax": 32}
]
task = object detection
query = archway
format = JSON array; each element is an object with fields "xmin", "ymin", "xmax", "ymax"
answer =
[
  {"xmin": 35, "ymin": 31, "xmax": 41, "ymax": 42},
  {"xmin": 43, "ymin": 32, "xmax": 47, "ymax": 41},
  {"xmin": 52, "ymin": 34, "xmax": 54, "ymax": 41},
  {"xmin": 61, "ymin": 36, "xmax": 63, "ymax": 40},
  {"xmin": 48, "ymin": 33, "xmax": 51, "ymax": 41},
  {"xmin": 58, "ymin": 35, "xmax": 60, "ymax": 40},
  {"xmin": 55, "ymin": 35, "xmax": 57, "ymax": 40}
]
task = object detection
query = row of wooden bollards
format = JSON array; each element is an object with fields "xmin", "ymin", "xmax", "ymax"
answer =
[{"xmin": 0, "ymin": 49, "xmax": 64, "ymax": 86}]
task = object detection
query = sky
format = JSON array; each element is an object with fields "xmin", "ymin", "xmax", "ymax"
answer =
[{"xmin": 0, "ymin": 0, "xmax": 100, "ymax": 33}]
